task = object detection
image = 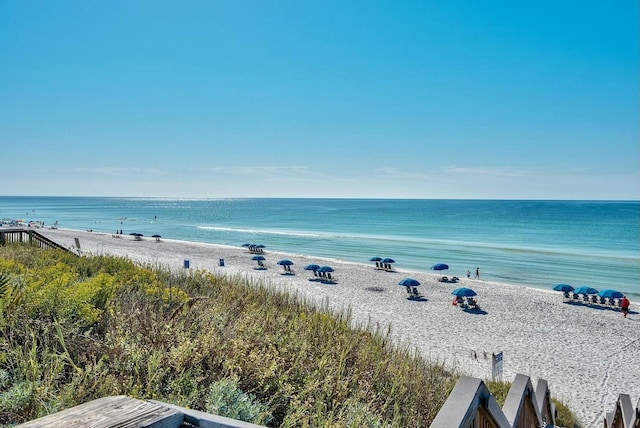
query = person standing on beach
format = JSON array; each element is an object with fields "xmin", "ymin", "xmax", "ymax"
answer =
[
  {"xmin": 475, "ymin": 267, "xmax": 479, "ymax": 279},
  {"xmin": 620, "ymin": 296, "xmax": 630, "ymax": 318}
]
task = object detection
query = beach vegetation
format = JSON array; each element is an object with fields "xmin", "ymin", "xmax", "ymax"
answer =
[
  {"xmin": 0, "ymin": 244, "xmax": 458, "ymax": 427},
  {"xmin": 485, "ymin": 380, "xmax": 511, "ymax": 405},
  {"xmin": 553, "ymin": 398, "xmax": 580, "ymax": 428}
]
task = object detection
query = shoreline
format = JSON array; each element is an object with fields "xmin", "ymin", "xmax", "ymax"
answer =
[{"xmin": 32, "ymin": 228, "xmax": 640, "ymax": 427}]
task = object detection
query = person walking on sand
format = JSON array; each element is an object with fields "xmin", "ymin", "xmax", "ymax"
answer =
[
  {"xmin": 475, "ymin": 267, "xmax": 480, "ymax": 279},
  {"xmin": 620, "ymin": 295, "xmax": 630, "ymax": 318}
]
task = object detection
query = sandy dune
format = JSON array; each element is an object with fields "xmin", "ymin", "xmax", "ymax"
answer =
[{"xmin": 37, "ymin": 228, "xmax": 640, "ymax": 427}]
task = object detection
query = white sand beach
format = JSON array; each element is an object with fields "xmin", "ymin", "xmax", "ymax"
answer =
[{"xmin": 37, "ymin": 228, "xmax": 640, "ymax": 427}]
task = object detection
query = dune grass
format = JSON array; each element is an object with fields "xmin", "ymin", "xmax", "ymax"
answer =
[{"xmin": 0, "ymin": 245, "xmax": 458, "ymax": 427}]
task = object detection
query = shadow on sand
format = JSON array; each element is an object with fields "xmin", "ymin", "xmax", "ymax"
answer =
[{"xmin": 462, "ymin": 307, "xmax": 488, "ymax": 315}]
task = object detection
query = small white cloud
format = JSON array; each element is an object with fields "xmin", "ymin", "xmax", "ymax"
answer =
[
  {"xmin": 73, "ymin": 167, "xmax": 164, "ymax": 175},
  {"xmin": 206, "ymin": 166, "xmax": 309, "ymax": 176}
]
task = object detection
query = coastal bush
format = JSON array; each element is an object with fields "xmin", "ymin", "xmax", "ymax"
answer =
[
  {"xmin": 205, "ymin": 377, "xmax": 273, "ymax": 425},
  {"xmin": 0, "ymin": 245, "xmax": 458, "ymax": 426}
]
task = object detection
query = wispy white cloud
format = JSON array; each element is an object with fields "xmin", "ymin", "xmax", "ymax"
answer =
[
  {"xmin": 73, "ymin": 167, "xmax": 164, "ymax": 175},
  {"xmin": 442, "ymin": 166, "xmax": 591, "ymax": 177},
  {"xmin": 205, "ymin": 166, "xmax": 309, "ymax": 176},
  {"xmin": 377, "ymin": 166, "xmax": 592, "ymax": 180},
  {"xmin": 441, "ymin": 166, "xmax": 526, "ymax": 177}
]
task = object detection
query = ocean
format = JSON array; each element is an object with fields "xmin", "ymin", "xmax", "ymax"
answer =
[{"xmin": 1, "ymin": 197, "xmax": 638, "ymax": 299}]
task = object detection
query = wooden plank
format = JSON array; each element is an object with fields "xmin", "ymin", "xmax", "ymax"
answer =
[{"xmin": 16, "ymin": 396, "xmax": 184, "ymax": 428}]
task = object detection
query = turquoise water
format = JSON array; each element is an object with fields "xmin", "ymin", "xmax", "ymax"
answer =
[{"xmin": 1, "ymin": 197, "xmax": 638, "ymax": 299}]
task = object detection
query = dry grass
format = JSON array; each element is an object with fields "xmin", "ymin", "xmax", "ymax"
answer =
[{"xmin": 0, "ymin": 244, "xmax": 458, "ymax": 427}]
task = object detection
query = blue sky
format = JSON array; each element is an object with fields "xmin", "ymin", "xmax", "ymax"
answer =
[{"xmin": 1, "ymin": 1, "xmax": 638, "ymax": 199}]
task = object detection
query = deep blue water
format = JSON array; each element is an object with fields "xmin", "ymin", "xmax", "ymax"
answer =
[{"xmin": 1, "ymin": 197, "xmax": 638, "ymax": 299}]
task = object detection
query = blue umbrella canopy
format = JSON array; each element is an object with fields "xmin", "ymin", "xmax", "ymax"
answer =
[
  {"xmin": 277, "ymin": 259, "xmax": 294, "ymax": 266},
  {"xmin": 598, "ymin": 289, "xmax": 624, "ymax": 299},
  {"xmin": 369, "ymin": 257, "xmax": 383, "ymax": 262},
  {"xmin": 318, "ymin": 266, "xmax": 334, "ymax": 273},
  {"xmin": 241, "ymin": 243, "xmax": 252, "ymax": 247},
  {"xmin": 398, "ymin": 278, "xmax": 420, "ymax": 287},
  {"xmin": 251, "ymin": 255, "xmax": 266, "ymax": 261},
  {"xmin": 431, "ymin": 263, "xmax": 449, "ymax": 271},
  {"xmin": 574, "ymin": 286, "xmax": 598, "ymax": 295},
  {"xmin": 553, "ymin": 284, "xmax": 574, "ymax": 292},
  {"xmin": 381, "ymin": 258, "xmax": 395, "ymax": 264},
  {"xmin": 452, "ymin": 287, "xmax": 477, "ymax": 297},
  {"xmin": 304, "ymin": 264, "xmax": 320, "ymax": 271}
]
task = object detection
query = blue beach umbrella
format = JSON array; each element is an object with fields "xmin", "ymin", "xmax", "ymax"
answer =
[
  {"xmin": 277, "ymin": 259, "xmax": 293, "ymax": 266},
  {"xmin": 369, "ymin": 257, "xmax": 382, "ymax": 262},
  {"xmin": 304, "ymin": 264, "xmax": 320, "ymax": 271},
  {"xmin": 574, "ymin": 286, "xmax": 598, "ymax": 295},
  {"xmin": 431, "ymin": 263, "xmax": 449, "ymax": 271},
  {"xmin": 452, "ymin": 287, "xmax": 477, "ymax": 297},
  {"xmin": 381, "ymin": 258, "xmax": 395, "ymax": 264},
  {"xmin": 241, "ymin": 243, "xmax": 252, "ymax": 247},
  {"xmin": 318, "ymin": 266, "xmax": 334, "ymax": 273},
  {"xmin": 597, "ymin": 289, "xmax": 624, "ymax": 299},
  {"xmin": 251, "ymin": 255, "xmax": 265, "ymax": 261},
  {"xmin": 398, "ymin": 278, "xmax": 421, "ymax": 287},
  {"xmin": 553, "ymin": 284, "xmax": 574, "ymax": 293}
]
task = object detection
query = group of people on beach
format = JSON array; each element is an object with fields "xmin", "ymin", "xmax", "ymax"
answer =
[{"xmin": 466, "ymin": 267, "xmax": 480, "ymax": 279}]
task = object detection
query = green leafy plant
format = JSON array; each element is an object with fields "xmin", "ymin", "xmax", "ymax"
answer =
[{"xmin": 205, "ymin": 377, "xmax": 273, "ymax": 425}]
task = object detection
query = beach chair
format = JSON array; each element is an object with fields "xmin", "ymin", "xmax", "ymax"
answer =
[
  {"xmin": 467, "ymin": 297, "xmax": 478, "ymax": 308},
  {"xmin": 563, "ymin": 291, "xmax": 571, "ymax": 300},
  {"xmin": 590, "ymin": 294, "xmax": 598, "ymax": 304},
  {"xmin": 411, "ymin": 287, "xmax": 422, "ymax": 298},
  {"xmin": 598, "ymin": 296, "xmax": 606, "ymax": 305},
  {"xmin": 582, "ymin": 294, "xmax": 590, "ymax": 303}
]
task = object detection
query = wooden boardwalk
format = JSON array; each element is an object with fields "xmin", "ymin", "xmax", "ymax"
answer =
[
  {"xmin": 16, "ymin": 395, "xmax": 266, "ymax": 428},
  {"xmin": 0, "ymin": 228, "xmax": 74, "ymax": 254},
  {"xmin": 16, "ymin": 396, "xmax": 183, "ymax": 428}
]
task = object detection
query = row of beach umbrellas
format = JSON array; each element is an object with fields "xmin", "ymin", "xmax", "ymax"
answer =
[
  {"xmin": 303, "ymin": 264, "xmax": 334, "ymax": 274},
  {"xmin": 369, "ymin": 258, "xmax": 450, "ymax": 274},
  {"xmin": 129, "ymin": 232, "xmax": 162, "ymax": 241},
  {"xmin": 552, "ymin": 283, "xmax": 624, "ymax": 299}
]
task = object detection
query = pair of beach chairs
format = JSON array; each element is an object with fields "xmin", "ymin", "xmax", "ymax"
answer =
[
  {"xmin": 374, "ymin": 262, "xmax": 395, "ymax": 272},
  {"xmin": 453, "ymin": 296, "xmax": 478, "ymax": 309},
  {"xmin": 406, "ymin": 286, "xmax": 422, "ymax": 298}
]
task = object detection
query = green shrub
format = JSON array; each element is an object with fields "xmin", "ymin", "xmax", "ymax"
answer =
[{"xmin": 205, "ymin": 377, "xmax": 273, "ymax": 425}]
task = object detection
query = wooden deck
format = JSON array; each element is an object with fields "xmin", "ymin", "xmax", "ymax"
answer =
[
  {"xmin": 15, "ymin": 395, "xmax": 267, "ymax": 428},
  {"xmin": 16, "ymin": 396, "xmax": 184, "ymax": 428}
]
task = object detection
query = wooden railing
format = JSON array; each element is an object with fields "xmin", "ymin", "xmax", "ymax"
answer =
[
  {"xmin": 604, "ymin": 394, "xmax": 640, "ymax": 428},
  {"xmin": 0, "ymin": 228, "xmax": 74, "ymax": 254},
  {"xmin": 430, "ymin": 374, "xmax": 555, "ymax": 428},
  {"xmin": 432, "ymin": 374, "xmax": 639, "ymax": 428}
]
